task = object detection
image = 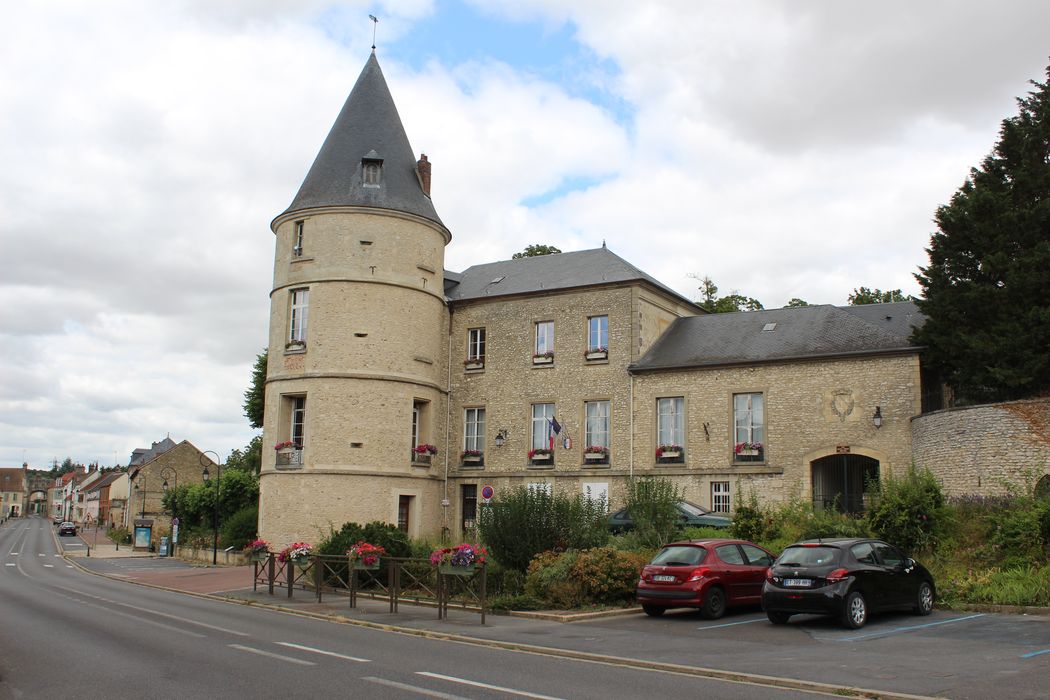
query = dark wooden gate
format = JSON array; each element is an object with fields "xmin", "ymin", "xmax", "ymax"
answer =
[{"xmin": 811, "ymin": 454, "xmax": 879, "ymax": 514}]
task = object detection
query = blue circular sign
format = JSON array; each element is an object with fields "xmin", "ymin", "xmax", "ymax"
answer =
[{"xmin": 481, "ymin": 485, "xmax": 494, "ymax": 500}]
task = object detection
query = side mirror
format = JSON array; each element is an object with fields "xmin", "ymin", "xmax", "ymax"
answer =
[{"xmin": 903, "ymin": 557, "xmax": 915, "ymax": 573}]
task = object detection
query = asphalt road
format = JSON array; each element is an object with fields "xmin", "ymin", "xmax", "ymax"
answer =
[{"xmin": 1, "ymin": 517, "xmax": 822, "ymax": 700}]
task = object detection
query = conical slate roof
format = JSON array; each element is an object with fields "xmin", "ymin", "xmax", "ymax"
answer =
[{"xmin": 277, "ymin": 52, "xmax": 443, "ymax": 227}]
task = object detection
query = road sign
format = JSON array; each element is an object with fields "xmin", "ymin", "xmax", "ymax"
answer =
[{"xmin": 481, "ymin": 485, "xmax": 494, "ymax": 501}]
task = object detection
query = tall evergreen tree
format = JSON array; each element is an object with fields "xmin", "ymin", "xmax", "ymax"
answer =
[
  {"xmin": 243, "ymin": 349, "xmax": 267, "ymax": 429},
  {"xmin": 914, "ymin": 64, "xmax": 1050, "ymax": 402}
]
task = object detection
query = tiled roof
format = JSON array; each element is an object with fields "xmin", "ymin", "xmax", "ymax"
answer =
[
  {"xmin": 0, "ymin": 468, "xmax": 25, "ymax": 492},
  {"xmin": 445, "ymin": 247, "xmax": 698, "ymax": 308},
  {"xmin": 631, "ymin": 302, "xmax": 922, "ymax": 371},
  {"xmin": 277, "ymin": 52, "xmax": 444, "ymax": 228}
]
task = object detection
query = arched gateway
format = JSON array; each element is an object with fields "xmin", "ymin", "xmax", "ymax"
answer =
[{"xmin": 811, "ymin": 454, "xmax": 880, "ymax": 514}]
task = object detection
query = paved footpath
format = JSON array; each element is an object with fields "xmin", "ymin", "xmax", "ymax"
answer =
[{"xmin": 66, "ymin": 545, "xmax": 1050, "ymax": 700}]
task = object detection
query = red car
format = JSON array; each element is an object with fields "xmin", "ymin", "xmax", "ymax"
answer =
[{"xmin": 637, "ymin": 539, "xmax": 775, "ymax": 619}]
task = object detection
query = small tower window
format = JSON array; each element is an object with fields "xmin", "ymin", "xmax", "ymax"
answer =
[
  {"xmin": 362, "ymin": 151, "xmax": 384, "ymax": 188},
  {"xmin": 363, "ymin": 162, "xmax": 381, "ymax": 186},
  {"xmin": 293, "ymin": 220, "xmax": 304, "ymax": 257}
]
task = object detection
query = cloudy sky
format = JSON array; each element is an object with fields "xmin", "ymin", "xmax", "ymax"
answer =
[{"xmin": 2, "ymin": 0, "xmax": 1047, "ymax": 469}]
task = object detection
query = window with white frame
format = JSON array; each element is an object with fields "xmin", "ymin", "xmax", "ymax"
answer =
[
  {"xmin": 289, "ymin": 288, "xmax": 309, "ymax": 343},
  {"xmin": 657, "ymin": 397, "xmax": 685, "ymax": 450},
  {"xmin": 293, "ymin": 220, "xmax": 304, "ymax": 257},
  {"xmin": 584, "ymin": 401, "xmax": 610, "ymax": 451},
  {"xmin": 290, "ymin": 396, "xmax": 306, "ymax": 447},
  {"xmin": 531, "ymin": 403, "xmax": 555, "ymax": 450},
  {"xmin": 463, "ymin": 407, "xmax": 485, "ymax": 454},
  {"xmin": 711, "ymin": 481, "xmax": 731, "ymax": 513},
  {"xmin": 534, "ymin": 321, "xmax": 554, "ymax": 357},
  {"xmin": 587, "ymin": 315, "xmax": 608, "ymax": 352},
  {"xmin": 412, "ymin": 399, "xmax": 431, "ymax": 460},
  {"xmin": 733, "ymin": 392, "xmax": 765, "ymax": 461},
  {"xmin": 467, "ymin": 327, "xmax": 486, "ymax": 363}
]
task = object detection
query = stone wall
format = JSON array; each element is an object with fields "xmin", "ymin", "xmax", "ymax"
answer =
[{"xmin": 912, "ymin": 398, "xmax": 1050, "ymax": 496}]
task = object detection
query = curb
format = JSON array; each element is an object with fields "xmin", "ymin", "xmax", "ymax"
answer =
[{"xmin": 64, "ymin": 556, "xmax": 945, "ymax": 700}]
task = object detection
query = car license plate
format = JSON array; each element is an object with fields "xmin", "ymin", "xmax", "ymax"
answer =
[
  {"xmin": 653, "ymin": 575, "xmax": 676, "ymax": 582},
  {"xmin": 783, "ymin": 578, "xmax": 811, "ymax": 587}
]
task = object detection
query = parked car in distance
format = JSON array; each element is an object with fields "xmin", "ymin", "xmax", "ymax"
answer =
[
  {"xmin": 609, "ymin": 501, "xmax": 732, "ymax": 533},
  {"xmin": 762, "ymin": 538, "xmax": 935, "ymax": 629},
  {"xmin": 637, "ymin": 539, "xmax": 775, "ymax": 619},
  {"xmin": 58, "ymin": 521, "xmax": 77, "ymax": 537}
]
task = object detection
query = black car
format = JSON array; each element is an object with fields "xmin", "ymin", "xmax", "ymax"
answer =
[
  {"xmin": 761, "ymin": 538, "xmax": 935, "ymax": 629},
  {"xmin": 58, "ymin": 521, "xmax": 77, "ymax": 537},
  {"xmin": 609, "ymin": 501, "xmax": 731, "ymax": 533}
]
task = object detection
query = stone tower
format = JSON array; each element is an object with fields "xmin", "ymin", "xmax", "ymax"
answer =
[{"xmin": 259, "ymin": 52, "xmax": 451, "ymax": 545}]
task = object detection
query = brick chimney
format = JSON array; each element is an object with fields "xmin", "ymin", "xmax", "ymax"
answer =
[{"xmin": 416, "ymin": 153, "xmax": 432, "ymax": 196}]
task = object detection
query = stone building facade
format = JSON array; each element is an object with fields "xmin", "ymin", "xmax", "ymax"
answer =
[{"xmin": 257, "ymin": 51, "xmax": 1042, "ymax": 547}]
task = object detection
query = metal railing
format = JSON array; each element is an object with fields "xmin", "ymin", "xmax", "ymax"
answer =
[{"xmin": 251, "ymin": 554, "xmax": 488, "ymax": 623}]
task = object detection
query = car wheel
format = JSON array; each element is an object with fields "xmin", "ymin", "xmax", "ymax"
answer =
[
  {"xmin": 642, "ymin": 604, "xmax": 665, "ymax": 617},
  {"xmin": 700, "ymin": 587, "xmax": 726, "ymax": 620},
  {"xmin": 842, "ymin": 590, "xmax": 868, "ymax": 629},
  {"xmin": 766, "ymin": 610, "xmax": 791, "ymax": 625},
  {"xmin": 914, "ymin": 581, "xmax": 934, "ymax": 616}
]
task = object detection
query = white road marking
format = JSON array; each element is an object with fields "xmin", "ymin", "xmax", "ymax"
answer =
[
  {"xmin": 418, "ymin": 672, "xmax": 566, "ymax": 700},
  {"xmin": 275, "ymin": 642, "xmax": 370, "ymax": 662},
  {"xmin": 363, "ymin": 677, "xmax": 469, "ymax": 699},
  {"xmin": 38, "ymin": 553, "xmax": 45, "ymax": 556},
  {"xmin": 43, "ymin": 564, "xmax": 54, "ymax": 568},
  {"xmin": 697, "ymin": 617, "xmax": 768, "ymax": 630},
  {"xmin": 228, "ymin": 644, "xmax": 315, "ymax": 666},
  {"xmin": 4, "ymin": 563, "xmax": 14, "ymax": 567}
]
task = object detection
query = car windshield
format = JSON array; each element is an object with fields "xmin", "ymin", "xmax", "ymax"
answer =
[
  {"xmin": 677, "ymin": 501, "xmax": 711, "ymax": 517},
  {"xmin": 650, "ymin": 546, "xmax": 707, "ymax": 567},
  {"xmin": 776, "ymin": 545, "xmax": 841, "ymax": 567}
]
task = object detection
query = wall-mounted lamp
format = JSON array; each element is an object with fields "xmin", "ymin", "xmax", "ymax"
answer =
[
  {"xmin": 494, "ymin": 430, "xmax": 508, "ymax": 448},
  {"xmin": 872, "ymin": 406, "xmax": 883, "ymax": 429}
]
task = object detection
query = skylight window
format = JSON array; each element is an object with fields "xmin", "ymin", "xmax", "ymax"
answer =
[
  {"xmin": 762, "ymin": 322, "xmax": 777, "ymax": 332},
  {"xmin": 490, "ymin": 276, "xmax": 505, "ymax": 284}
]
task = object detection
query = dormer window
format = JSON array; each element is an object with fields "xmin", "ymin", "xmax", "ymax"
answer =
[{"xmin": 362, "ymin": 151, "xmax": 383, "ymax": 188}]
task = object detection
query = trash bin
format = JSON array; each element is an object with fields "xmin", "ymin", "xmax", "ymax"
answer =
[{"xmin": 159, "ymin": 536, "xmax": 169, "ymax": 557}]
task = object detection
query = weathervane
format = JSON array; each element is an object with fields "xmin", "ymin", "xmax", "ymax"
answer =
[{"xmin": 369, "ymin": 14, "xmax": 379, "ymax": 50}]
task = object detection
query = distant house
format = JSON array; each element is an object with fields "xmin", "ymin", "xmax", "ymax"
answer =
[{"xmin": 0, "ymin": 467, "xmax": 26, "ymax": 517}]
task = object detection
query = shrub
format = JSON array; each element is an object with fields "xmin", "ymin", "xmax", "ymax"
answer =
[
  {"xmin": 107, "ymin": 526, "xmax": 131, "ymax": 545},
  {"xmin": 524, "ymin": 548, "xmax": 649, "ymax": 608},
  {"xmin": 478, "ymin": 487, "xmax": 609, "ymax": 571},
  {"xmin": 220, "ymin": 506, "xmax": 258, "ymax": 551},
  {"xmin": 866, "ymin": 467, "xmax": 945, "ymax": 553},
  {"xmin": 729, "ymin": 489, "xmax": 778, "ymax": 542},
  {"xmin": 623, "ymin": 476, "xmax": 683, "ymax": 548}
]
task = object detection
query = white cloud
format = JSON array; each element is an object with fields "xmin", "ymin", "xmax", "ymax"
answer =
[{"xmin": 3, "ymin": 0, "xmax": 1048, "ymax": 467}]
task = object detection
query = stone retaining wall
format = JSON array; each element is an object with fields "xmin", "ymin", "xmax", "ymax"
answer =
[{"xmin": 911, "ymin": 398, "xmax": 1050, "ymax": 495}]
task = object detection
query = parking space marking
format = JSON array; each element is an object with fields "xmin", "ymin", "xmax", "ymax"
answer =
[
  {"xmin": 418, "ymin": 672, "xmax": 565, "ymax": 700},
  {"xmin": 1021, "ymin": 648, "xmax": 1050, "ymax": 659},
  {"xmin": 697, "ymin": 617, "xmax": 768, "ymax": 630},
  {"xmin": 836, "ymin": 613, "xmax": 985, "ymax": 642}
]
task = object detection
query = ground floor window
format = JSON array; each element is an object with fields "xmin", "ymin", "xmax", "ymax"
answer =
[
  {"xmin": 397, "ymin": 495, "xmax": 412, "ymax": 532},
  {"xmin": 461, "ymin": 485, "xmax": 477, "ymax": 533},
  {"xmin": 711, "ymin": 481, "xmax": 731, "ymax": 513}
]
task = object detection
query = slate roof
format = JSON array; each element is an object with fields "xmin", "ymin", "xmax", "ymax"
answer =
[
  {"xmin": 631, "ymin": 302, "xmax": 923, "ymax": 372},
  {"xmin": 83, "ymin": 471, "xmax": 122, "ymax": 493},
  {"xmin": 445, "ymin": 247, "xmax": 698, "ymax": 308},
  {"xmin": 276, "ymin": 52, "xmax": 444, "ymax": 229},
  {"xmin": 129, "ymin": 437, "xmax": 177, "ymax": 468}
]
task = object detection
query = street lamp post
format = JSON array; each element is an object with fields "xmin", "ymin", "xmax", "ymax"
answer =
[
  {"xmin": 161, "ymin": 467, "xmax": 178, "ymax": 558},
  {"xmin": 200, "ymin": 451, "xmax": 221, "ymax": 566}
]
